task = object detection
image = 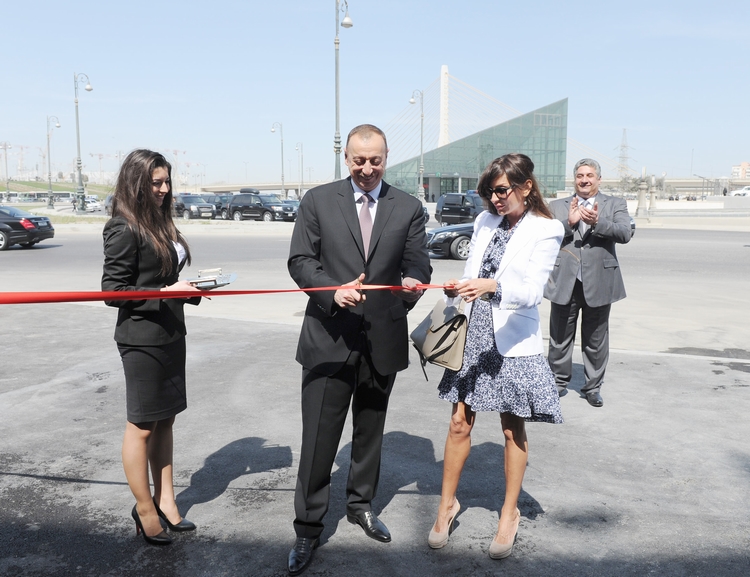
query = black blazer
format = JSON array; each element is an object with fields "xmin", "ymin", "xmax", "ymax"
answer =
[
  {"xmin": 102, "ymin": 216, "xmax": 198, "ymax": 346},
  {"xmin": 288, "ymin": 178, "xmax": 431, "ymax": 376}
]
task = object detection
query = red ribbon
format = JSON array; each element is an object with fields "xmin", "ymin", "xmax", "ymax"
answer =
[{"xmin": 0, "ymin": 284, "xmax": 448, "ymax": 305}]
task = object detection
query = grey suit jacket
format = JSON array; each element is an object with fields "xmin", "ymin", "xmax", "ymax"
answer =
[
  {"xmin": 544, "ymin": 193, "xmax": 631, "ymax": 308},
  {"xmin": 288, "ymin": 178, "xmax": 431, "ymax": 377}
]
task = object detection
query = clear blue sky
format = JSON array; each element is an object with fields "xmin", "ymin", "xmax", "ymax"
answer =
[{"xmin": 2, "ymin": 0, "xmax": 747, "ymax": 187}]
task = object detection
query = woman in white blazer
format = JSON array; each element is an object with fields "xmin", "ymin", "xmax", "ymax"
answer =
[{"xmin": 427, "ymin": 154, "xmax": 564, "ymax": 559}]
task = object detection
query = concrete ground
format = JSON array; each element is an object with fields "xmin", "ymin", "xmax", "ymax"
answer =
[{"xmin": 1, "ymin": 215, "xmax": 749, "ymax": 576}]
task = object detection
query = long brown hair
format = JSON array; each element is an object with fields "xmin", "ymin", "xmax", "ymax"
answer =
[
  {"xmin": 111, "ymin": 149, "xmax": 191, "ymax": 275},
  {"xmin": 477, "ymin": 153, "xmax": 553, "ymax": 219}
]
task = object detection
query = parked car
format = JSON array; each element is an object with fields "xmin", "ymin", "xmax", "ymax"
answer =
[
  {"xmin": 426, "ymin": 222, "xmax": 473, "ymax": 260},
  {"xmin": 730, "ymin": 186, "xmax": 750, "ymax": 196},
  {"xmin": 226, "ymin": 193, "xmax": 296, "ymax": 221},
  {"xmin": 173, "ymin": 194, "xmax": 216, "ymax": 219},
  {"xmin": 435, "ymin": 193, "xmax": 485, "ymax": 224},
  {"xmin": 428, "ymin": 212, "xmax": 634, "ymax": 260},
  {"xmin": 0, "ymin": 205, "xmax": 55, "ymax": 250},
  {"xmin": 85, "ymin": 196, "xmax": 102, "ymax": 212},
  {"xmin": 104, "ymin": 194, "xmax": 113, "ymax": 215},
  {"xmin": 201, "ymin": 193, "xmax": 234, "ymax": 220},
  {"xmin": 421, "ymin": 206, "xmax": 430, "ymax": 224}
]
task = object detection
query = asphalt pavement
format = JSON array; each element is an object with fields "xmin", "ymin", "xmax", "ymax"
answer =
[{"xmin": 1, "ymin": 216, "xmax": 749, "ymax": 577}]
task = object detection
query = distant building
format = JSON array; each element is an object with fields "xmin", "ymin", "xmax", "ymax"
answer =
[
  {"xmin": 385, "ymin": 98, "xmax": 568, "ymax": 199},
  {"xmin": 731, "ymin": 162, "xmax": 750, "ymax": 179}
]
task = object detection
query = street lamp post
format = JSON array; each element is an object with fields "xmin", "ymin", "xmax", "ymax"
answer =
[
  {"xmin": 409, "ymin": 89, "xmax": 425, "ymax": 198},
  {"xmin": 295, "ymin": 142, "xmax": 304, "ymax": 198},
  {"xmin": 0, "ymin": 142, "xmax": 11, "ymax": 201},
  {"xmin": 73, "ymin": 72, "xmax": 93, "ymax": 214},
  {"xmin": 197, "ymin": 163, "xmax": 206, "ymax": 190},
  {"xmin": 271, "ymin": 122, "xmax": 285, "ymax": 197},
  {"xmin": 334, "ymin": 0, "xmax": 353, "ymax": 180},
  {"xmin": 46, "ymin": 116, "xmax": 61, "ymax": 208}
]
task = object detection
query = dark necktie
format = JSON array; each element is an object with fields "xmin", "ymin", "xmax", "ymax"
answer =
[{"xmin": 359, "ymin": 193, "xmax": 373, "ymax": 254}]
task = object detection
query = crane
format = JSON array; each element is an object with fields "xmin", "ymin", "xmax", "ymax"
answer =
[{"xmin": 89, "ymin": 152, "xmax": 119, "ymax": 184}]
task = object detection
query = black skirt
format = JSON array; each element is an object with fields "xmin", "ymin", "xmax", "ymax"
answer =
[{"xmin": 118, "ymin": 338, "xmax": 187, "ymax": 424}]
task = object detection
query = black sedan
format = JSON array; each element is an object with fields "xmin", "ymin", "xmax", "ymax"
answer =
[
  {"xmin": 426, "ymin": 222, "xmax": 473, "ymax": 260},
  {"xmin": 0, "ymin": 205, "xmax": 55, "ymax": 250}
]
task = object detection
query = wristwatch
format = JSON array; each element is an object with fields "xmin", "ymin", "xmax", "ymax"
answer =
[{"xmin": 480, "ymin": 292, "xmax": 495, "ymax": 302}]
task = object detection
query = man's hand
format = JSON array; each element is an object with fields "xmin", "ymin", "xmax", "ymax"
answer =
[
  {"xmin": 567, "ymin": 196, "xmax": 581, "ymax": 228},
  {"xmin": 579, "ymin": 201, "xmax": 598, "ymax": 226},
  {"xmin": 444, "ymin": 278, "xmax": 460, "ymax": 298},
  {"xmin": 334, "ymin": 273, "xmax": 366, "ymax": 308},
  {"xmin": 392, "ymin": 276, "xmax": 423, "ymax": 302}
]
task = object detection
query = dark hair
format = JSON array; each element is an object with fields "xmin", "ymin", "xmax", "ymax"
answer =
[
  {"xmin": 346, "ymin": 124, "xmax": 388, "ymax": 151},
  {"xmin": 111, "ymin": 149, "xmax": 191, "ymax": 276},
  {"xmin": 477, "ymin": 153, "xmax": 553, "ymax": 219}
]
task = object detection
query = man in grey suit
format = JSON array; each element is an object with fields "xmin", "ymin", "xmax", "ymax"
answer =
[
  {"xmin": 544, "ymin": 158, "xmax": 632, "ymax": 407},
  {"xmin": 286, "ymin": 124, "xmax": 431, "ymax": 575}
]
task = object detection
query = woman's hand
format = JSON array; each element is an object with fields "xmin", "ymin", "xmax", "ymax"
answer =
[
  {"xmin": 450, "ymin": 278, "xmax": 497, "ymax": 303},
  {"xmin": 161, "ymin": 281, "xmax": 200, "ymax": 292}
]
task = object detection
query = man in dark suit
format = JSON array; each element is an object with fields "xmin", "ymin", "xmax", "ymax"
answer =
[
  {"xmin": 544, "ymin": 158, "xmax": 632, "ymax": 408},
  {"xmin": 286, "ymin": 124, "xmax": 431, "ymax": 575}
]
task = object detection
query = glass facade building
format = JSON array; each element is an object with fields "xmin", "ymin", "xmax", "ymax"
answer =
[{"xmin": 385, "ymin": 98, "xmax": 567, "ymax": 199}]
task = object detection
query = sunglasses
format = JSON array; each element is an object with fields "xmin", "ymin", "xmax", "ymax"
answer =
[{"xmin": 484, "ymin": 185, "xmax": 515, "ymax": 199}]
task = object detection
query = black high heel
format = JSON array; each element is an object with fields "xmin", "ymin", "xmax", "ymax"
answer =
[
  {"xmin": 131, "ymin": 505, "xmax": 172, "ymax": 546},
  {"xmin": 153, "ymin": 498, "xmax": 196, "ymax": 532}
]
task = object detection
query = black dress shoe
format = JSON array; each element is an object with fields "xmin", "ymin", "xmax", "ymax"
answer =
[
  {"xmin": 288, "ymin": 537, "xmax": 318, "ymax": 576},
  {"xmin": 585, "ymin": 391, "xmax": 604, "ymax": 407},
  {"xmin": 153, "ymin": 498, "xmax": 196, "ymax": 532},
  {"xmin": 131, "ymin": 505, "xmax": 172, "ymax": 546},
  {"xmin": 347, "ymin": 511, "xmax": 391, "ymax": 543}
]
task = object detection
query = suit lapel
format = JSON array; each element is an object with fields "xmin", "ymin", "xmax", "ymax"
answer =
[
  {"xmin": 496, "ymin": 213, "xmax": 536, "ymax": 277},
  {"xmin": 367, "ymin": 182, "xmax": 394, "ymax": 260},
  {"xmin": 335, "ymin": 178, "xmax": 366, "ymax": 258},
  {"xmin": 581, "ymin": 193, "xmax": 607, "ymax": 242},
  {"xmin": 471, "ymin": 214, "xmax": 502, "ymax": 278}
]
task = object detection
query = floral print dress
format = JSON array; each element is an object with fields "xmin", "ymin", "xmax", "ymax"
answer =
[{"xmin": 438, "ymin": 216, "xmax": 563, "ymax": 423}]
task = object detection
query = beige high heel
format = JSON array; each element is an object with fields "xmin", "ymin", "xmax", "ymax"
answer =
[
  {"xmin": 428, "ymin": 499, "xmax": 461, "ymax": 549},
  {"xmin": 489, "ymin": 508, "xmax": 520, "ymax": 559}
]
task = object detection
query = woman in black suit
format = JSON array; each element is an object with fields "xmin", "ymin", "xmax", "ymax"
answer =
[{"xmin": 102, "ymin": 149, "xmax": 200, "ymax": 546}]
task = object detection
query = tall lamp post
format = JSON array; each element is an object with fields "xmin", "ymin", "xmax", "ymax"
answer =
[
  {"xmin": 0, "ymin": 142, "xmax": 11, "ymax": 201},
  {"xmin": 271, "ymin": 122, "xmax": 286, "ymax": 197},
  {"xmin": 334, "ymin": 0, "xmax": 353, "ymax": 180},
  {"xmin": 73, "ymin": 72, "xmax": 93, "ymax": 214},
  {"xmin": 295, "ymin": 142, "xmax": 304, "ymax": 198},
  {"xmin": 46, "ymin": 116, "xmax": 61, "ymax": 208},
  {"xmin": 409, "ymin": 89, "xmax": 425, "ymax": 198}
]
